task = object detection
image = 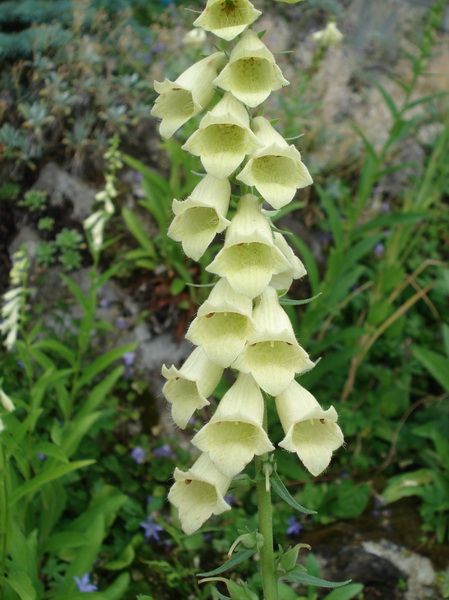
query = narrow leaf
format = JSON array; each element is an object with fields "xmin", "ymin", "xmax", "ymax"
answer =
[
  {"xmin": 280, "ymin": 293, "xmax": 322, "ymax": 306},
  {"xmin": 271, "ymin": 476, "xmax": 316, "ymax": 515},
  {"xmin": 411, "ymin": 346, "xmax": 449, "ymax": 393},
  {"xmin": 282, "ymin": 571, "xmax": 351, "ymax": 588},
  {"xmin": 197, "ymin": 549, "xmax": 256, "ymax": 577}
]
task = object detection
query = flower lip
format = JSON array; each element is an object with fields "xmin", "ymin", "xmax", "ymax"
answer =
[
  {"xmin": 168, "ymin": 453, "xmax": 232, "ymax": 534},
  {"xmin": 276, "ymin": 380, "xmax": 344, "ymax": 476},
  {"xmin": 213, "ymin": 29, "xmax": 289, "ymax": 107},
  {"xmin": 193, "ymin": 0, "xmax": 262, "ymax": 41}
]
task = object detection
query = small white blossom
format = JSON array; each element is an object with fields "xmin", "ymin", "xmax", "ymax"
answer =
[
  {"xmin": 193, "ymin": 0, "xmax": 261, "ymax": 41},
  {"xmin": 237, "ymin": 117, "xmax": 313, "ymax": 208},
  {"xmin": 233, "ymin": 286, "xmax": 314, "ymax": 395},
  {"xmin": 0, "ymin": 389, "xmax": 15, "ymax": 412},
  {"xmin": 213, "ymin": 30, "xmax": 289, "ymax": 107},
  {"xmin": 186, "ymin": 278, "xmax": 256, "ymax": 367},
  {"xmin": 167, "ymin": 175, "xmax": 231, "ymax": 261},
  {"xmin": 182, "ymin": 92, "xmax": 262, "ymax": 178},
  {"xmin": 162, "ymin": 347, "xmax": 223, "ymax": 428},
  {"xmin": 276, "ymin": 380, "xmax": 344, "ymax": 476},
  {"xmin": 311, "ymin": 21, "xmax": 343, "ymax": 46},
  {"xmin": 184, "ymin": 28, "xmax": 207, "ymax": 47},
  {"xmin": 152, "ymin": 52, "xmax": 226, "ymax": 139},
  {"xmin": 192, "ymin": 373, "xmax": 274, "ymax": 477},
  {"xmin": 206, "ymin": 194, "xmax": 291, "ymax": 298},
  {"xmin": 168, "ymin": 453, "xmax": 232, "ymax": 534}
]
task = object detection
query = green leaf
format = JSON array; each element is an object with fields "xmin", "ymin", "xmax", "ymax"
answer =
[
  {"xmin": 374, "ymin": 81, "xmax": 399, "ymax": 119},
  {"xmin": 280, "ymin": 293, "xmax": 322, "ymax": 306},
  {"xmin": 9, "ymin": 460, "xmax": 94, "ymax": 505},
  {"xmin": 103, "ymin": 543, "xmax": 135, "ymax": 570},
  {"xmin": 324, "ymin": 583, "xmax": 364, "ymax": 599},
  {"xmin": 78, "ymin": 366, "xmax": 124, "ymax": 419},
  {"xmin": 382, "ymin": 469, "xmax": 433, "ymax": 503},
  {"xmin": 282, "ymin": 570, "xmax": 351, "ymax": 588},
  {"xmin": 102, "ymin": 573, "xmax": 130, "ymax": 600},
  {"xmin": 197, "ymin": 549, "xmax": 256, "ymax": 577},
  {"xmin": 352, "ymin": 212, "xmax": 428, "ymax": 238},
  {"xmin": 270, "ymin": 476, "xmax": 316, "ymax": 515},
  {"xmin": 411, "ymin": 346, "xmax": 449, "ymax": 393},
  {"xmin": 75, "ymin": 343, "xmax": 137, "ymax": 389},
  {"xmin": 4, "ymin": 570, "xmax": 37, "ymax": 600},
  {"xmin": 32, "ymin": 339, "xmax": 77, "ymax": 366},
  {"xmin": 33, "ymin": 442, "xmax": 68, "ymax": 463},
  {"xmin": 122, "ymin": 207, "xmax": 157, "ymax": 257},
  {"xmin": 60, "ymin": 273, "xmax": 88, "ymax": 310},
  {"xmin": 42, "ymin": 531, "xmax": 90, "ymax": 553}
]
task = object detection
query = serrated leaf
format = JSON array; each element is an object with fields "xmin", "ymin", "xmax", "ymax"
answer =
[
  {"xmin": 270, "ymin": 476, "xmax": 316, "ymax": 515},
  {"xmin": 197, "ymin": 549, "xmax": 256, "ymax": 577}
]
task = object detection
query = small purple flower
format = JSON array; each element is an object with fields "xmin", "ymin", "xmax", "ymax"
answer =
[
  {"xmin": 116, "ymin": 316, "xmax": 127, "ymax": 329},
  {"xmin": 36, "ymin": 453, "xmax": 46, "ymax": 461},
  {"xmin": 140, "ymin": 515, "xmax": 164, "ymax": 542},
  {"xmin": 74, "ymin": 573, "xmax": 98, "ymax": 593},
  {"xmin": 122, "ymin": 351, "xmax": 136, "ymax": 367},
  {"xmin": 286, "ymin": 517, "xmax": 303, "ymax": 536},
  {"xmin": 17, "ymin": 359, "xmax": 24, "ymax": 369},
  {"xmin": 317, "ymin": 231, "xmax": 333, "ymax": 246},
  {"xmin": 153, "ymin": 444, "xmax": 175, "ymax": 459},
  {"xmin": 224, "ymin": 494, "xmax": 235, "ymax": 505},
  {"xmin": 381, "ymin": 202, "xmax": 391, "ymax": 213},
  {"xmin": 100, "ymin": 297, "xmax": 109, "ymax": 309},
  {"xmin": 373, "ymin": 242, "xmax": 385, "ymax": 258},
  {"xmin": 131, "ymin": 446, "xmax": 147, "ymax": 464}
]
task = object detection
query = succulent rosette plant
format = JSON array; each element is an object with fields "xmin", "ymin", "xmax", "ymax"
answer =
[{"xmin": 152, "ymin": 1, "xmax": 345, "ymax": 597}]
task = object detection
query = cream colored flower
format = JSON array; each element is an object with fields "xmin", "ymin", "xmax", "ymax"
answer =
[
  {"xmin": 0, "ymin": 389, "xmax": 15, "ymax": 412},
  {"xmin": 233, "ymin": 286, "xmax": 314, "ymax": 396},
  {"xmin": 237, "ymin": 117, "xmax": 312, "ymax": 208},
  {"xmin": 206, "ymin": 194, "xmax": 291, "ymax": 298},
  {"xmin": 193, "ymin": 0, "xmax": 261, "ymax": 41},
  {"xmin": 276, "ymin": 380, "xmax": 344, "ymax": 476},
  {"xmin": 311, "ymin": 21, "xmax": 343, "ymax": 46},
  {"xmin": 270, "ymin": 232, "xmax": 306, "ymax": 291},
  {"xmin": 184, "ymin": 28, "xmax": 207, "ymax": 47},
  {"xmin": 168, "ymin": 453, "xmax": 232, "ymax": 534},
  {"xmin": 182, "ymin": 92, "xmax": 262, "ymax": 178},
  {"xmin": 192, "ymin": 373, "xmax": 274, "ymax": 477},
  {"xmin": 168, "ymin": 175, "xmax": 231, "ymax": 261},
  {"xmin": 213, "ymin": 30, "xmax": 289, "ymax": 107},
  {"xmin": 162, "ymin": 347, "xmax": 223, "ymax": 428},
  {"xmin": 151, "ymin": 52, "xmax": 226, "ymax": 139},
  {"xmin": 186, "ymin": 278, "xmax": 256, "ymax": 367}
]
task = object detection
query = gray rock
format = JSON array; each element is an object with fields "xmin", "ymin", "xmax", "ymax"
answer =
[
  {"xmin": 30, "ymin": 162, "xmax": 96, "ymax": 221},
  {"xmin": 362, "ymin": 540, "xmax": 435, "ymax": 600}
]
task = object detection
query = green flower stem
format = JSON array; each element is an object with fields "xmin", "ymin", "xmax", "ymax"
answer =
[{"xmin": 255, "ymin": 395, "xmax": 278, "ymax": 600}]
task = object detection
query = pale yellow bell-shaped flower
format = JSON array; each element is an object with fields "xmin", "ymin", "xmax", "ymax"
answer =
[
  {"xmin": 270, "ymin": 232, "xmax": 306, "ymax": 291},
  {"xmin": 311, "ymin": 21, "xmax": 343, "ymax": 46},
  {"xmin": 162, "ymin": 347, "xmax": 223, "ymax": 428},
  {"xmin": 276, "ymin": 380, "xmax": 344, "ymax": 476},
  {"xmin": 151, "ymin": 52, "xmax": 226, "ymax": 139},
  {"xmin": 168, "ymin": 453, "xmax": 232, "ymax": 534},
  {"xmin": 193, "ymin": 0, "xmax": 261, "ymax": 41},
  {"xmin": 192, "ymin": 373, "xmax": 274, "ymax": 477},
  {"xmin": 168, "ymin": 175, "xmax": 231, "ymax": 261},
  {"xmin": 186, "ymin": 278, "xmax": 256, "ymax": 367},
  {"xmin": 237, "ymin": 117, "xmax": 313, "ymax": 208},
  {"xmin": 206, "ymin": 194, "xmax": 291, "ymax": 298},
  {"xmin": 182, "ymin": 92, "xmax": 262, "ymax": 178},
  {"xmin": 213, "ymin": 30, "xmax": 289, "ymax": 107},
  {"xmin": 233, "ymin": 286, "xmax": 314, "ymax": 396}
]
